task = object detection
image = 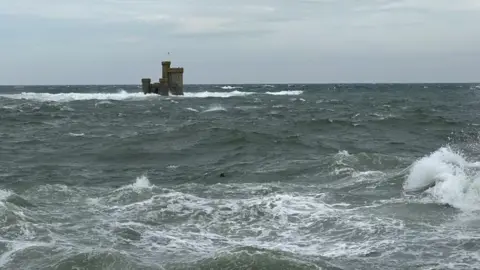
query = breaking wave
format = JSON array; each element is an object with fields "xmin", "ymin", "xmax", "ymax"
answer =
[
  {"xmin": 0, "ymin": 90, "xmax": 303, "ymax": 102},
  {"xmin": 183, "ymin": 90, "xmax": 303, "ymax": 98},
  {"xmin": 183, "ymin": 90, "xmax": 255, "ymax": 98},
  {"xmin": 0, "ymin": 174, "xmax": 406, "ymax": 269},
  {"xmin": 266, "ymin": 90, "xmax": 303, "ymax": 96},
  {"xmin": 403, "ymin": 145, "xmax": 480, "ymax": 211},
  {"xmin": 219, "ymin": 86, "xmax": 243, "ymax": 90},
  {"xmin": 0, "ymin": 90, "xmax": 151, "ymax": 102}
]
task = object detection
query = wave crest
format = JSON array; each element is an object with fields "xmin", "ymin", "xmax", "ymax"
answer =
[
  {"xmin": 1, "ymin": 89, "xmax": 303, "ymax": 102},
  {"xmin": 403, "ymin": 146, "xmax": 480, "ymax": 211}
]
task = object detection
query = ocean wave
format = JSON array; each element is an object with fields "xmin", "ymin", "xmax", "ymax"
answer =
[
  {"xmin": 0, "ymin": 90, "xmax": 153, "ymax": 102},
  {"xmin": 1, "ymin": 172, "xmax": 474, "ymax": 269},
  {"xmin": 219, "ymin": 85, "xmax": 243, "ymax": 90},
  {"xmin": 94, "ymin": 177, "xmax": 404, "ymax": 258},
  {"xmin": 0, "ymin": 89, "xmax": 304, "ymax": 102},
  {"xmin": 165, "ymin": 247, "xmax": 328, "ymax": 270},
  {"xmin": 266, "ymin": 90, "xmax": 303, "ymax": 96},
  {"xmin": 326, "ymin": 150, "xmax": 407, "ymax": 190},
  {"xmin": 403, "ymin": 145, "xmax": 480, "ymax": 211},
  {"xmin": 48, "ymin": 249, "xmax": 156, "ymax": 270},
  {"xmin": 202, "ymin": 104, "xmax": 227, "ymax": 113},
  {"xmin": 0, "ymin": 240, "xmax": 55, "ymax": 269},
  {"xmin": 183, "ymin": 90, "xmax": 255, "ymax": 98}
]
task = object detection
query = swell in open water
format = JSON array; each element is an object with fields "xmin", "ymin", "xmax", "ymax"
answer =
[{"xmin": 1, "ymin": 83, "xmax": 480, "ymax": 269}]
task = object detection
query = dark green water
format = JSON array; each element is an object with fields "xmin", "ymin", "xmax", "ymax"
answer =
[{"xmin": 1, "ymin": 83, "xmax": 480, "ymax": 270}]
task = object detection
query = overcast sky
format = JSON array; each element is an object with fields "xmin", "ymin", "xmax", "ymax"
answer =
[{"xmin": 1, "ymin": 0, "xmax": 480, "ymax": 85}]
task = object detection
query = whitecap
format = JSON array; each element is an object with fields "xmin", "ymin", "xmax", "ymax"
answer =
[
  {"xmin": 0, "ymin": 90, "xmax": 156, "ymax": 102},
  {"xmin": 183, "ymin": 91, "xmax": 254, "ymax": 98},
  {"xmin": 266, "ymin": 90, "xmax": 303, "ymax": 96}
]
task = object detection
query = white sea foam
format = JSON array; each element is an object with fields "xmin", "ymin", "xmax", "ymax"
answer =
[
  {"xmin": 68, "ymin": 132, "xmax": 85, "ymax": 137},
  {"xmin": 102, "ymin": 175, "xmax": 156, "ymax": 206},
  {"xmin": 128, "ymin": 191, "xmax": 403, "ymax": 259},
  {"xmin": 131, "ymin": 175, "xmax": 152, "ymax": 189},
  {"xmin": 115, "ymin": 175, "xmax": 153, "ymax": 192},
  {"xmin": 1, "ymin": 89, "xmax": 303, "ymax": 102},
  {"xmin": 0, "ymin": 241, "xmax": 54, "ymax": 269},
  {"xmin": 220, "ymin": 86, "xmax": 243, "ymax": 90},
  {"xmin": 202, "ymin": 104, "xmax": 227, "ymax": 113},
  {"xmin": 0, "ymin": 90, "xmax": 155, "ymax": 102},
  {"xmin": 0, "ymin": 189, "xmax": 12, "ymax": 202},
  {"xmin": 183, "ymin": 91, "xmax": 255, "ymax": 98},
  {"xmin": 0, "ymin": 105, "xmax": 19, "ymax": 110},
  {"xmin": 2, "ymin": 176, "xmax": 468, "ymax": 268},
  {"xmin": 185, "ymin": 107, "xmax": 199, "ymax": 112},
  {"xmin": 266, "ymin": 90, "xmax": 303, "ymax": 96},
  {"xmin": 235, "ymin": 105, "xmax": 261, "ymax": 111},
  {"xmin": 370, "ymin": 112, "xmax": 398, "ymax": 120},
  {"xmin": 404, "ymin": 146, "xmax": 480, "ymax": 211},
  {"xmin": 404, "ymin": 146, "xmax": 466, "ymax": 192}
]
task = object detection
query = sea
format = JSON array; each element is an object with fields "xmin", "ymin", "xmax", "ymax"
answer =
[{"xmin": 1, "ymin": 83, "xmax": 480, "ymax": 270}]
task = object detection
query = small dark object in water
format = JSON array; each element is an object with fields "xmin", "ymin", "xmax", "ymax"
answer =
[{"xmin": 220, "ymin": 173, "xmax": 225, "ymax": 177}]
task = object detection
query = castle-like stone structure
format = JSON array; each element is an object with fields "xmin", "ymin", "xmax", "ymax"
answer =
[{"xmin": 142, "ymin": 61, "xmax": 184, "ymax": 96}]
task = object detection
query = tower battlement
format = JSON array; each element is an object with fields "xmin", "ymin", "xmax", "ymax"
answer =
[{"xmin": 168, "ymin": 68, "xmax": 184, "ymax": 73}]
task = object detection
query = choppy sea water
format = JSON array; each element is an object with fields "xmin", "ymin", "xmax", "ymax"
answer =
[{"xmin": 1, "ymin": 83, "xmax": 480, "ymax": 270}]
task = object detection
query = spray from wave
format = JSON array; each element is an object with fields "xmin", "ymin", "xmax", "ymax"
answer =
[
  {"xmin": 0, "ymin": 189, "xmax": 12, "ymax": 202},
  {"xmin": 123, "ymin": 175, "xmax": 153, "ymax": 191},
  {"xmin": 403, "ymin": 145, "xmax": 480, "ymax": 211}
]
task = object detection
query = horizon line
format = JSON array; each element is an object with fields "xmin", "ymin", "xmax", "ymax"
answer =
[{"xmin": 1, "ymin": 81, "xmax": 480, "ymax": 87}]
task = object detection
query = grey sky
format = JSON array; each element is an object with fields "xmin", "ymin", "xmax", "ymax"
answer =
[{"xmin": 1, "ymin": 0, "xmax": 480, "ymax": 85}]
